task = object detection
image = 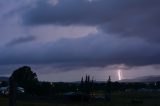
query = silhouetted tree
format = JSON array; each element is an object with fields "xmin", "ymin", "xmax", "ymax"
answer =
[
  {"xmin": 80, "ymin": 75, "xmax": 94, "ymax": 95},
  {"xmin": 10, "ymin": 66, "xmax": 39, "ymax": 95},
  {"xmin": 81, "ymin": 77, "xmax": 84, "ymax": 85},
  {"xmin": 91, "ymin": 77, "xmax": 94, "ymax": 96},
  {"xmin": 80, "ymin": 77, "xmax": 84, "ymax": 92},
  {"xmin": 105, "ymin": 76, "xmax": 112, "ymax": 101}
]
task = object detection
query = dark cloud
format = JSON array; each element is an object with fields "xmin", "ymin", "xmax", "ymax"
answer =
[
  {"xmin": 6, "ymin": 35, "xmax": 36, "ymax": 46},
  {"xmin": 1, "ymin": 0, "xmax": 160, "ymax": 81},
  {"xmin": 1, "ymin": 0, "xmax": 160, "ymax": 76},
  {"xmin": 22, "ymin": 0, "xmax": 160, "ymax": 42},
  {"xmin": 99, "ymin": 0, "xmax": 160, "ymax": 43},
  {"xmin": 22, "ymin": 0, "xmax": 110, "ymax": 26},
  {"xmin": 1, "ymin": 33, "xmax": 160, "ymax": 66}
]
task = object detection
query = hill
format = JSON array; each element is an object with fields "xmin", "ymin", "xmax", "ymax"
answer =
[
  {"xmin": 0, "ymin": 76, "xmax": 9, "ymax": 82},
  {"xmin": 120, "ymin": 75, "xmax": 160, "ymax": 83}
]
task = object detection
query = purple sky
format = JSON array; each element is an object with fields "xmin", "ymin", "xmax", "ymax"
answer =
[{"xmin": 0, "ymin": 0, "xmax": 160, "ymax": 82}]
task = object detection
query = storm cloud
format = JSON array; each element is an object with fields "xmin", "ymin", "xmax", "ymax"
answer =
[
  {"xmin": 1, "ymin": 32, "xmax": 160, "ymax": 66},
  {"xmin": 23, "ymin": 0, "xmax": 160, "ymax": 42},
  {"xmin": 0, "ymin": 0, "xmax": 160, "ymax": 81}
]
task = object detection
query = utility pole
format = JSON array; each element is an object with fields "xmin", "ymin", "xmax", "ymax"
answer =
[{"xmin": 9, "ymin": 76, "xmax": 17, "ymax": 106}]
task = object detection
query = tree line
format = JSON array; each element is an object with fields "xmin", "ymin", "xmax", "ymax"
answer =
[{"xmin": 7, "ymin": 66, "xmax": 160, "ymax": 97}]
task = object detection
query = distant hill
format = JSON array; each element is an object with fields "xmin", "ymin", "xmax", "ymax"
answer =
[
  {"xmin": 0, "ymin": 76, "xmax": 9, "ymax": 82},
  {"xmin": 120, "ymin": 75, "xmax": 160, "ymax": 83}
]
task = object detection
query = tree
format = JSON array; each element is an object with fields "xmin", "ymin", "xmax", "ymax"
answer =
[
  {"xmin": 10, "ymin": 66, "xmax": 39, "ymax": 95},
  {"xmin": 80, "ymin": 75, "xmax": 93, "ymax": 95},
  {"xmin": 105, "ymin": 76, "xmax": 112, "ymax": 101},
  {"xmin": 11, "ymin": 66, "xmax": 38, "ymax": 82}
]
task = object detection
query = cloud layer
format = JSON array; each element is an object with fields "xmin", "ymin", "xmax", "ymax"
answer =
[
  {"xmin": 23, "ymin": 0, "xmax": 160, "ymax": 42},
  {"xmin": 0, "ymin": 0, "xmax": 160, "ymax": 81},
  {"xmin": 1, "ymin": 32, "xmax": 160, "ymax": 66}
]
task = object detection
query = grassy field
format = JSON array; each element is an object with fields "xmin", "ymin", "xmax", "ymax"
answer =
[{"xmin": 1, "ymin": 92, "xmax": 160, "ymax": 106}]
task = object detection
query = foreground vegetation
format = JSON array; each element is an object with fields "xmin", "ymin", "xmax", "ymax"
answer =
[{"xmin": 1, "ymin": 92, "xmax": 160, "ymax": 106}]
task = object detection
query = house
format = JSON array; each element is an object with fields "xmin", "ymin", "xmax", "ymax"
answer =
[
  {"xmin": 0, "ymin": 86, "xmax": 25, "ymax": 95},
  {"xmin": 0, "ymin": 86, "xmax": 8, "ymax": 95}
]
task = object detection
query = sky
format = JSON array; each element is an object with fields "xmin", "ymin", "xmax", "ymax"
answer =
[{"xmin": 0, "ymin": 0, "xmax": 160, "ymax": 82}]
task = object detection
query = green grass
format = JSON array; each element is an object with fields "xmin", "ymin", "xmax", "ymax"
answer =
[{"xmin": 1, "ymin": 92, "xmax": 160, "ymax": 106}]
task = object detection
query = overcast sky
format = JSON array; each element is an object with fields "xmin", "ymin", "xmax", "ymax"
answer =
[{"xmin": 0, "ymin": 0, "xmax": 160, "ymax": 82}]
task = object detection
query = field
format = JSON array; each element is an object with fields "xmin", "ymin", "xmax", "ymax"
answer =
[{"xmin": 1, "ymin": 92, "xmax": 160, "ymax": 106}]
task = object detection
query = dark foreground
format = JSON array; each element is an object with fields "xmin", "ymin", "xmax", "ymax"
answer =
[{"xmin": 1, "ymin": 92, "xmax": 160, "ymax": 106}]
